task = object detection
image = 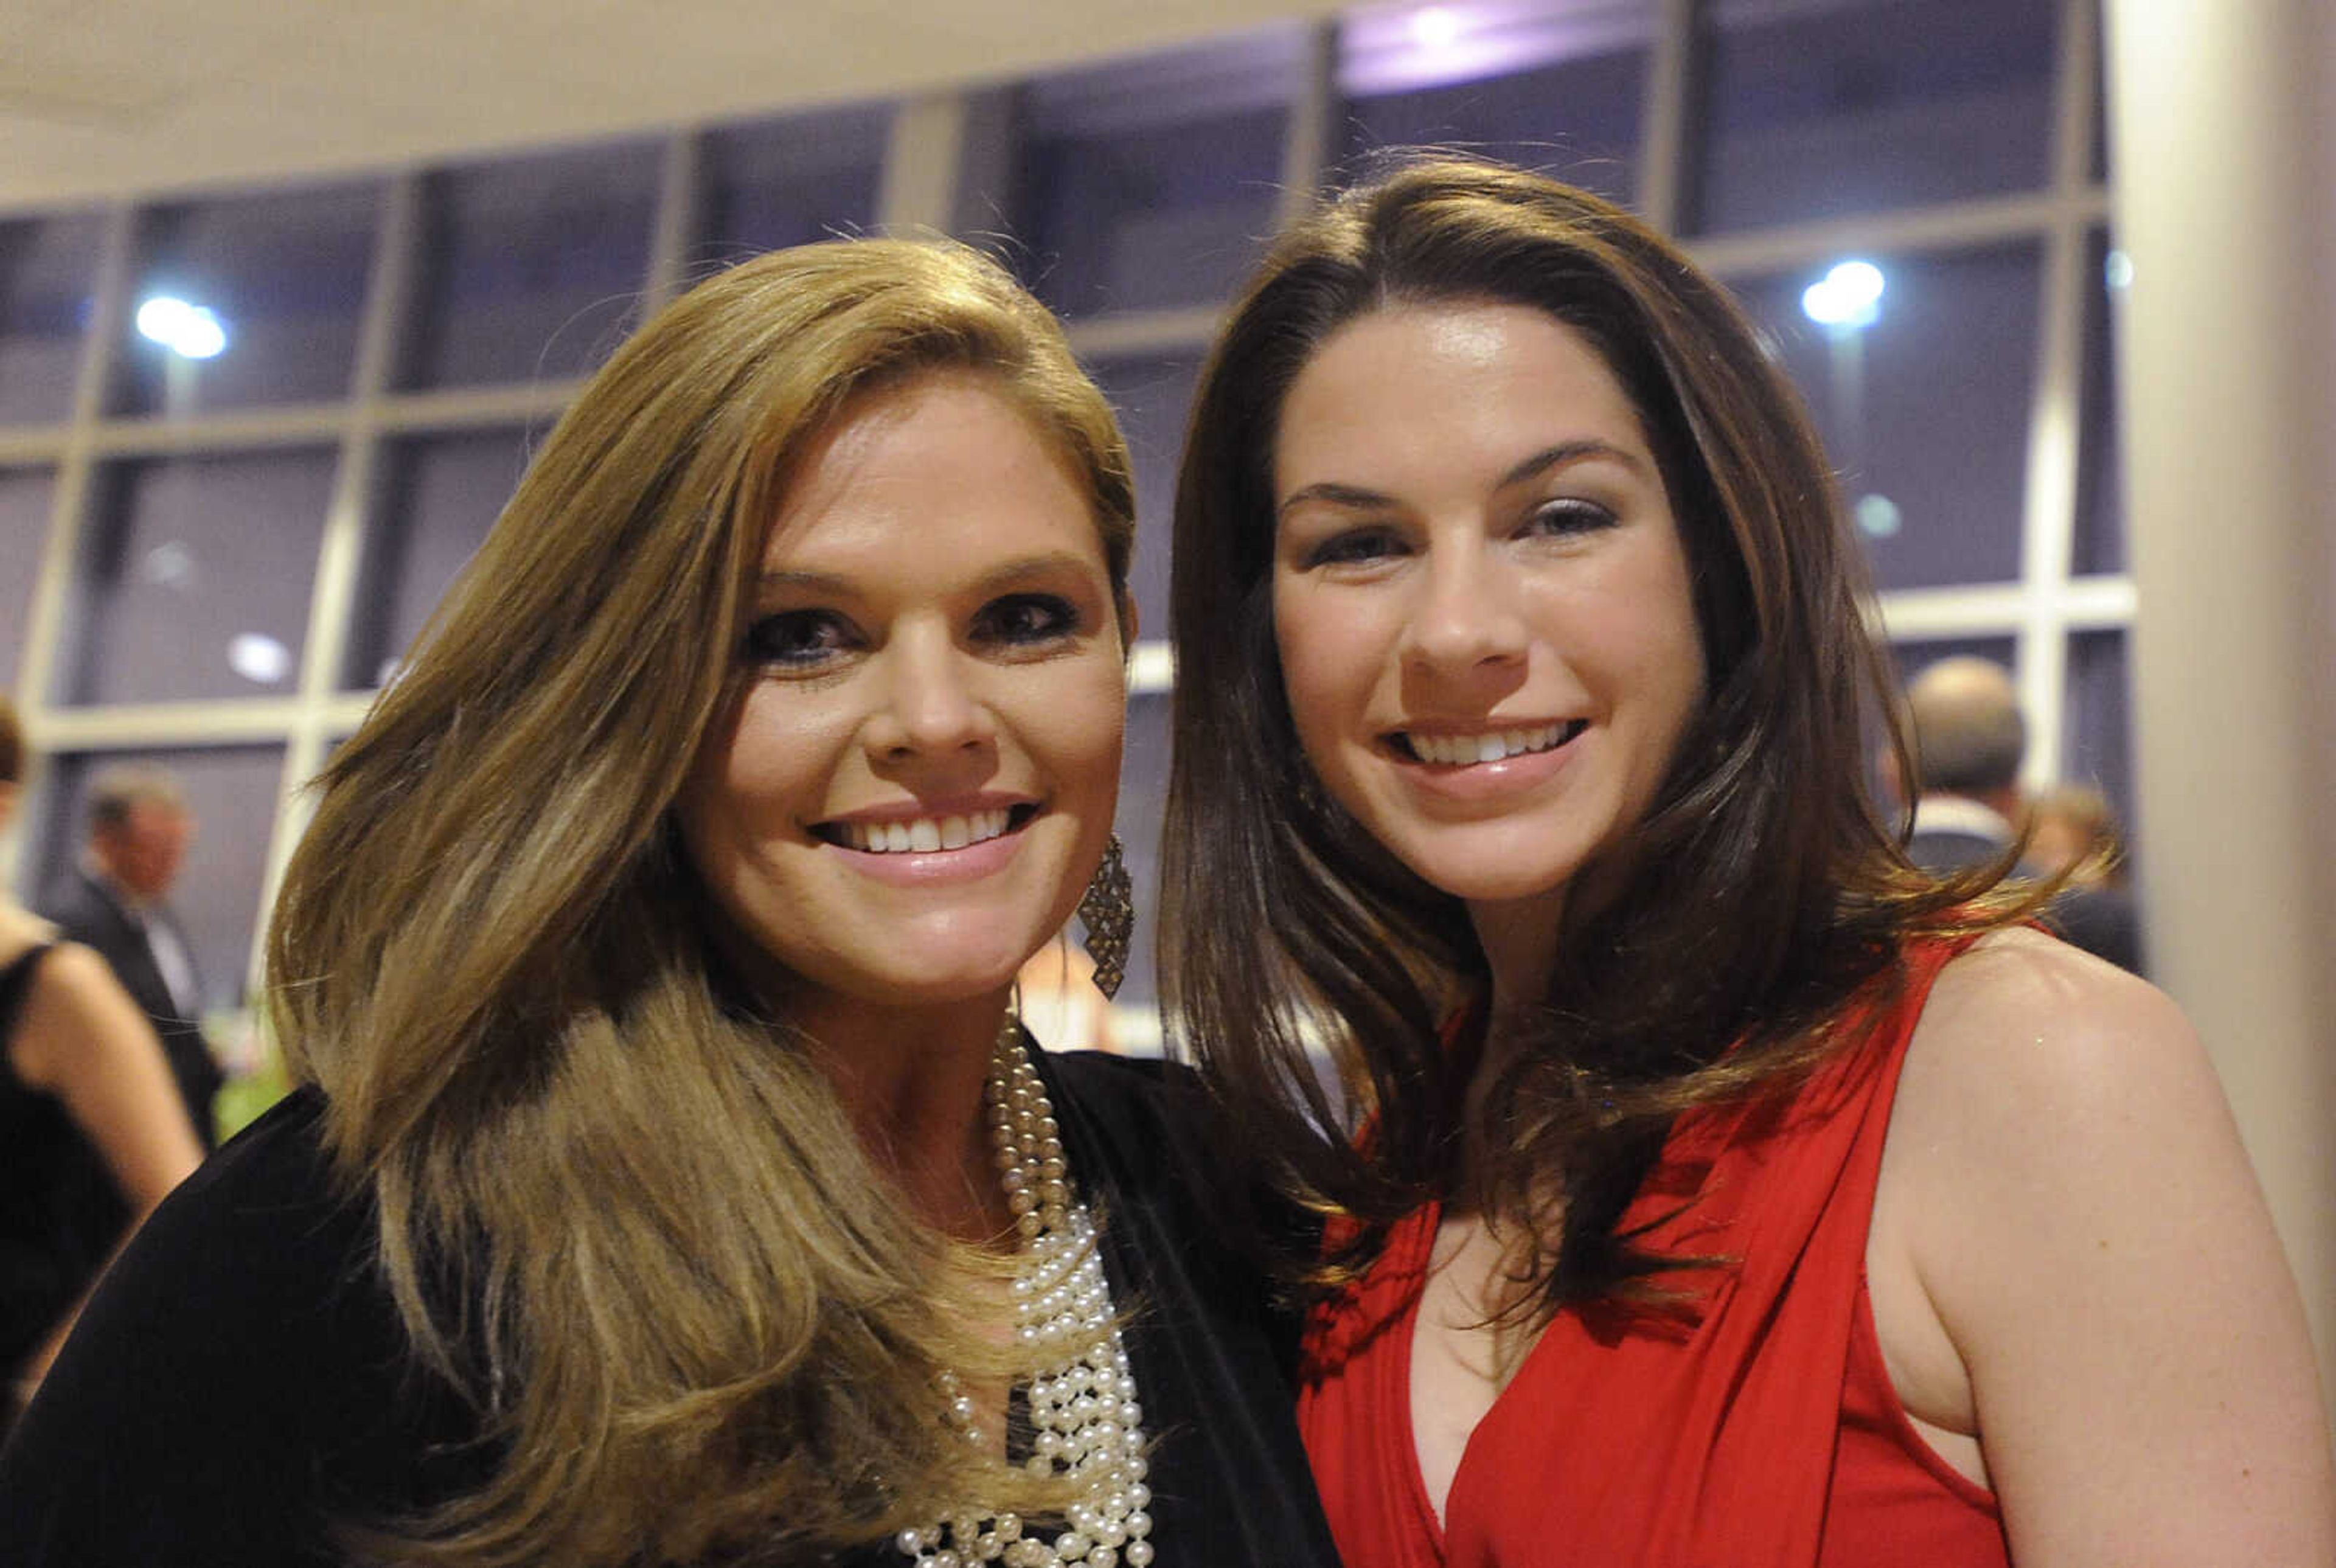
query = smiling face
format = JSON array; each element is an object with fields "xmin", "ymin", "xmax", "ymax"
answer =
[
  {"xmin": 676, "ymin": 370, "xmax": 1127, "ymax": 1021},
  {"xmin": 1271, "ymin": 300, "xmax": 1706, "ymax": 963}
]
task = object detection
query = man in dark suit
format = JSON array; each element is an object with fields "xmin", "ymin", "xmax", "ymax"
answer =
[
  {"xmin": 41, "ymin": 766, "xmax": 221, "ymax": 1148},
  {"xmin": 1900, "ymin": 656, "xmax": 2145, "ymax": 976}
]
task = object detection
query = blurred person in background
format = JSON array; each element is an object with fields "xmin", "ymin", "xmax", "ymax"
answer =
[
  {"xmin": 0, "ymin": 698, "xmax": 204, "ymax": 1432},
  {"xmin": 39, "ymin": 765, "xmax": 221, "ymax": 1146},
  {"xmin": 0, "ymin": 240, "xmax": 1338, "ymax": 1567},
  {"xmin": 1897, "ymin": 656, "xmax": 2028, "ymax": 876},
  {"xmin": 2025, "ymin": 782, "xmax": 2129, "ymax": 890},
  {"xmin": 1900, "ymin": 656, "xmax": 2142, "ymax": 974}
]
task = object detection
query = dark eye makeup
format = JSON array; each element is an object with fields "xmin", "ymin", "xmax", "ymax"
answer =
[
  {"xmin": 740, "ymin": 591, "xmax": 1084, "ymax": 673},
  {"xmin": 1298, "ymin": 526, "xmax": 1408, "ymax": 572},
  {"xmin": 1523, "ymin": 497, "xmax": 1621, "ymax": 538},
  {"xmin": 742, "ymin": 609, "xmax": 858, "ymax": 669},
  {"xmin": 974, "ymin": 592, "xmax": 1082, "ymax": 647}
]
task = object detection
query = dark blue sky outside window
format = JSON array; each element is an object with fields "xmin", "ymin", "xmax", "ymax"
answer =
[
  {"xmin": 1012, "ymin": 30, "xmax": 1301, "ymax": 317},
  {"xmin": 700, "ymin": 103, "xmax": 889, "ymax": 263},
  {"xmin": 0, "ymin": 212, "xmax": 104, "ymax": 426},
  {"xmin": 58, "ymin": 448, "xmax": 335, "ymax": 706},
  {"xmin": 113, "ymin": 182, "xmax": 378, "ymax": 417},
  {"xmin": 1692, "ymin": 0, "xmax": 2056, "ymax": 234},
  {"xmin": 1730, "ymin": 241, "xmax": 2041, "ymax": 592},
  {"xmin": 398, "ymin": 141, "xmax": 661, "ymax": 390},
  {"xmin": 344, "ymin": 426, "xmax": 537, "ymax": 690}
]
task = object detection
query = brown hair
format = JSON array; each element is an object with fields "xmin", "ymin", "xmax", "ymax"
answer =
[
  {"xmin": 267, "ymin": 239, "xmax": 1133, "ymax": 1565},
  {"xmin": 1162, "ymin": 158, "xmax": 2025, "ymax": 1312},
  {"xmin": 0, "ymin": 696, "xmax": 19, "ymax": 786}
]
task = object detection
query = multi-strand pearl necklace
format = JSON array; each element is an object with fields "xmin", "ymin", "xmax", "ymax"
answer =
[{"xmin": 894, "ymin": 1026, "xmax": 1156, "ymax": 1568}]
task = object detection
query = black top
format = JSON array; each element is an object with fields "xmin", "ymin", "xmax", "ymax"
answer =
[
  {"xmin": 0, "ymin": 1046, "xmax": 1340, "ymax": 1567},
  {"xmin": 40, "ymin": 872, "xmax": 221, "ymax": 1148},
  {"xmin": 0, "ymin": 944, "xmax": 133, "ymax": 1381}
]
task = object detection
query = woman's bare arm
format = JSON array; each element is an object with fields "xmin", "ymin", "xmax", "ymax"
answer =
[
  {"xmin": 9, "ymin": 943, "xmax": 206, "ymax": 1386},
  {"xmin": 1889, "ymin": 928, "xmax": 2336, "ymax": 1566}
]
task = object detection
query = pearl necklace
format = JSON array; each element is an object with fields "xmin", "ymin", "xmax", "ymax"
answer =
[{"xmin": 894, "ymin": 1025, "xmax": 1156, "ymax": 1568}]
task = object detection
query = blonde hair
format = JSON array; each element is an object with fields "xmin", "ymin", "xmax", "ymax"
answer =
[{"xmin": 266, "ymin": 240, "xmax": 1133, "ymax": 1564}]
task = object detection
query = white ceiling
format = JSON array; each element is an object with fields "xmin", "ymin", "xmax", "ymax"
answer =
[{"xmin": 0, "ymin": 0, "xmax": 1343, "ymax": 212}]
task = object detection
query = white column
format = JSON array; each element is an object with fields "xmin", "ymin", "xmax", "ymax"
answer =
[{"xmin": 2105, "ymin": 0, "xmax": 2336, "ymax": 1421}]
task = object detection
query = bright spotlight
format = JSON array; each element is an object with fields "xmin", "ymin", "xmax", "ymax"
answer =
[
  {"xmin": 1410, "ymin": 5, "xmax": 1461, "ymax": 48},
  {"xmin": 136, "ymin": 294, "xmax": 229, "ymax": 359},
  {"xmin": 1801, "ymin": 260, "xmax": 1886, "ymax": 329},
  {"xmin": 1854, "ymin": 493, "xmax": 1902, "ymax": 538},
  {"xmin": 228, "ymin": 631, "xmax": 293, "ymax": 685}
]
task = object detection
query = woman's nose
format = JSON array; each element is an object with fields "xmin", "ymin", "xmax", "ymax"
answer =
[
  {"xmin": 1399, "ymin": 541, "xmax": 1530, "ymax": 677},
  {"xmin": 863, "ymin": 630, "xmax": 996, "ymax": 761}
]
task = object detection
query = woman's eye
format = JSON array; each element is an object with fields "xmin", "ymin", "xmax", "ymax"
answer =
[
  {"xmin": 743, "ymin": 609, "xmax": 857, "ymax": 669},
  {"xmin": 1523, "ymin": 498, "xmax": 1620, "ymax": 539},
  {"xmin": 975, "ymin": 593, "xmax": 1080, "ymax": 647},
  {"xmin": 1302, "ymin": 527, "xmax": 1406, "ymax": 570}
]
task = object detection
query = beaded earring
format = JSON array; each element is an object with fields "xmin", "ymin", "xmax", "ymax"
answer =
[{"xmin": 1076, "ymin": 834, "xmax": 1133, "ymax": 1001}]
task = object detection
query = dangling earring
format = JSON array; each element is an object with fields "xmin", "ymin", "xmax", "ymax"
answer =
[{"xmin": 1077, "ymin": 833, "xmax": 1135, "ymax": 1001}]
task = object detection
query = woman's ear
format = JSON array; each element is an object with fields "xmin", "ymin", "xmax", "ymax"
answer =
[{"xmin": 0, "ymin": 780, "xmax": 17, "ymax": 836}]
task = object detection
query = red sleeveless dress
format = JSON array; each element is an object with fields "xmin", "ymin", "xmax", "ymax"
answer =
[{"xmin": 1297, "ymin": 936, "xmax": 2010, "ymax": 1567}]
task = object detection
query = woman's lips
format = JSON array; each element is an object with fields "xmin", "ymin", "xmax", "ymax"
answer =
[
  {"xmin": 1388, "ymin": 720, "xmax": 1588, "ymax": 802},
  {"xmin": 815, "ymin": 802, "xmax": 1040, "ymax": 886}
]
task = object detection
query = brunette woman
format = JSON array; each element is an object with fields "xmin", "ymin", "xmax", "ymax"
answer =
[
  {"xmin": 1163, "ymin": 159, "xmax": 2334, "ymax": 1566},
  {"xmin": 0, "ymin": 241, "xmax": 1337, "ymax": 1568}
]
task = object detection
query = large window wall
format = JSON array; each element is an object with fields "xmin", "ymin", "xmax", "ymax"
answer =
[{"xmin": 1, "ymin": 0, "xmax": 2124, "ymax": 1049}]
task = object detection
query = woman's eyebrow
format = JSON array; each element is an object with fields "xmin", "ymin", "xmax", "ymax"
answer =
[
  {"xmin": 1496, "ymin": 437, "xmax": 1649, "ymax": 489},
  {"xmin": 1276, "ymin": 480, "xmax": 1394, "ymax": 519},
  {"xmin": 754, "ymin": 568, "xmax": 855, "ymax": 596},
  {"xmin": 753, "ymin": 552, "xmax": 1095, "ymax": 598},
  {"xmin": 1278, "ymin": 439, "xmax": 1651, "ymax": 518}
]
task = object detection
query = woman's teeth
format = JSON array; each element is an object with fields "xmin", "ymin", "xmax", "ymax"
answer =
[
  {"xmin": 842, "ymin": 808, "xmax": 1014, "ymax": 854},
  {"xmin": 1408, "ymin": 722, "xmax": 1579, "ymax": 766}
]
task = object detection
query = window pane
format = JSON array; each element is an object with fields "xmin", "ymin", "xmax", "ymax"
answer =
[
  {"xmin": 398, "ymin": 142, "xmax": 661, "ymax": 390},
  {"xmin": 56, "ymin": 448, "xmax": 335, "ymax": 706},
  {"xmin": 1012, "ymin": 30, "xmax": 1300, "ymax": 317},
  {"xmin": 29, "ymin": 743, "xmax": 286, "ymax": 1012},
  {"xmin": 1340, "ymin": 1, "xmax": 1651, "ymax": 204},
  {"xmin": 1112, "ymin": 689, "xmax": 1171, "ymax": 1012},
  {"xmin": 0, "ymin": 210, "xmax": 103, "ymax": 426},
  {"xmin": 1691, "ymin": 0, "xmax": 2057, "ymax": 234},
  {"xmin": 1729, "ymin": 241, "xmax": 2040, "ymax": 591},
  {"xmin": 2073, "ymin": 231, "xmax": 2126, "ymax": 575},
  {"xmin": 1085, "ymin": 353, "xmax": 1201, "ymax": 639},
  {"xmin": 344, "ymin": 426, "xmax": 534, "ymax": 690},
  {"xmin": 113, "ymin": 181, "xmax": 378, "ymax": 417},
  {"xmin": 2062, "ymin": 628, "xmax": 2133, "ymax": 837},
  {"xmin": 0, "ymin": 467, "xmax": 56, "ymax": 692},
  {"xmin": 701, "ymin": 104, "xmax": 889, "ymax": 258}
]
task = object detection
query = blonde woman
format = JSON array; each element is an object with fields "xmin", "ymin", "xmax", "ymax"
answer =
[
  {"xmin": 0, "ymin": 698, "xmax": 204, "ymax": 1430},
  {"xmin": 0, "ymin": 243, "xmax": 1337, "ymax": 1567}
]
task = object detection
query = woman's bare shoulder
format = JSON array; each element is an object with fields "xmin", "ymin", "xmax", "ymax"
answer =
[
  {"xmin": 1886, "ymin": 928, "xmax": 2335, "ymax": 1562},
  {"xmin": 1905, "ymin": 924, "xmax": 2194, "ymax": 1116}
]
